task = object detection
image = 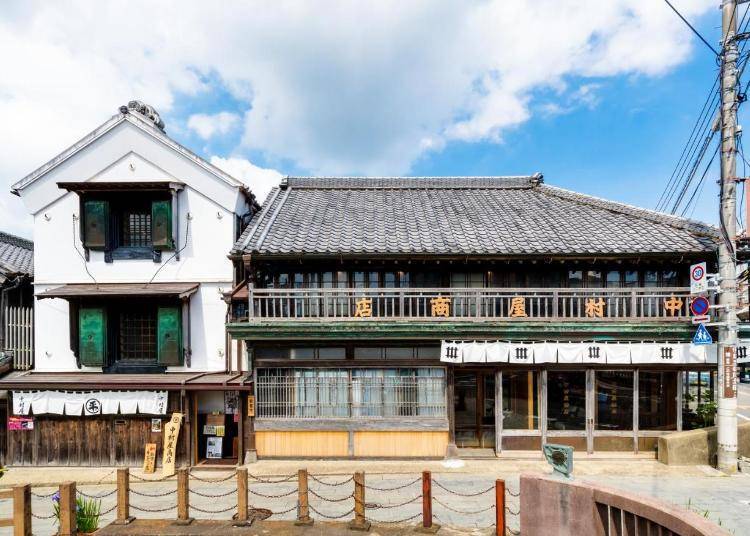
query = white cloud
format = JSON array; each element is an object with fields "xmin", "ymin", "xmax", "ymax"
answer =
[
  {"xmin": 0, "ymin": 0, "xmax": 715, "ymax": 236},
  {"xmin": 210, "ymin": 156, "xmax": 283, "ymax": 204},
  {"xmin": 187, "ymin": 112, "xmax": 240, "ymax": 140}
]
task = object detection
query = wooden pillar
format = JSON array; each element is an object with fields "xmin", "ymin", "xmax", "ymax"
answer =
[
  {"xmin": 446, "ymin": 367, "xmax": 457, "ymax": 458},
  {"xmin": 495, "ymin": 479, "xmax": 505, "ymax": 536},
  {"xmin": 182, "ymin": 390, "xmax": 192, "ymax": 468},
  {"xmin": 176, "ymin": 467, "xmax": 193, "ymax": 525},
  {"xmin": 237, "ymin": 388, "xmax": 246, "ymax": 466},
  {"xmin": 58, "ymin": 482, "xmax": 76, "ymax": 536},
  {"xmin": 233, "ymin": 468, "xmax": 249, "ymax": 526},
  {"xmin": 348, "ymin": 471, "xmax": 370, "ymax": 531},
  {"xmin": 13, "ymin": 484, "xmax": 31, "ymax": 536},
  {"xmin": 295, "ymin": 468, "xmax": 313, "ymax": 526},
  {"xmin": 415, "ymin": 470, "xmax": 440, "ymax": 533},
  {"xmin": 495, "ymin": 370, "xmax": 502, "ymax": 457},
  {"xmin": 114, "ymin": 468, "xmax": 134, "ymax": 525}
]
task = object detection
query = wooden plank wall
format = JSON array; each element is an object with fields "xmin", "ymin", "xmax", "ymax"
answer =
[{"xmin": 6, "ymin": 392, "xmax": 187, "ymax": 466}]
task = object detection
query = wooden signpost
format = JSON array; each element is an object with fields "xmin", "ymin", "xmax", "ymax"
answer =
[
  {"xmin": 162, "ymin": 412, "xmax": 183, "ymax": 477},
  {"xmin": 143, "ymin": 443, "xmax": 157, "ymax": 474},
  {"xmin": 247, "ymin": 395, "xmax": 255, "ymax": 417}
]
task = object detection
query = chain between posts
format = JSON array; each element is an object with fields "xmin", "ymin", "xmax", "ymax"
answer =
[
  {"xmin": 189, "ymin": 503, "xmax": 237, "ymax": 515},
  {"xmin": 363, "ymin": 477, "xmax": 422, "ymax": 492},
  {"xmin": 307, "ymin": 488, "xmax": 354, "ymax": 503},
  {"xmin": 130, "ymin": 487, "xmax": 177, "ymax": 498},
  {"xmin": 30, "ymin": 490, "xmax": 57, "ymax": 499},
  {"xmin": 247, "ymin": 472, "xmax": 298, "ymax": 484},
  {"xmin": 368, "ymin": 494, "xmax": 422, "ymax": 509},
  {"xmin": 129, "ymin": 473, "xmax": 172, "ymax": 483},
  {"xmin": 308, "ymin": 504, "xmax": 356, "ymax": 519},
  {"xmin": 130, "ymin": 503, "xmax": 177, "ymax": 513},
  {"xmin": 367, "ymin": 511, "xmax": 423, "ymax": 524},
  {"xmin": 31, "ymin": 511, "xmax": 57, "ymax": 519},
  {"xmin": 189, "ymin": 487, "xmax": 237, "ymax": 498},
  {"xmin": 77, "ymin": 488, "xmax": 118, "ymax": 499},
  {"xmin": 505, "ymin": 487, "xmax": 520, "ymax": 498},
  {"xmin": 505, "ymin": 505, "xmax": 520, "ymax": 516},
  {"xmin": 432, "ymin": 479, "xmax": 495, "ymax": 497},
  {"xmin": 247, "ymin": 486, "xmax": 298, "ymax": 499},
  {"xmin": 188, "ymin": 472, "xmax": 235, "ymax": 483},
  {"xmin": 433, "ymin": 496, "xmax": 496, "ymax": 515},
  {"xmin": 308, "ymin": 474, "xmax": 354, "ymax": 487}
]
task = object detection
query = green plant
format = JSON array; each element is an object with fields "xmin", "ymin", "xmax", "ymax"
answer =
[{"xmin": 52, "ymin": 492, "xmax": 101, "ymax": 533}]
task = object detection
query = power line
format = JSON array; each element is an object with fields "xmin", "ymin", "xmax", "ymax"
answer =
[{"xmin": 663, "ymin": 0, "xmax": 720, "ymax": 56}]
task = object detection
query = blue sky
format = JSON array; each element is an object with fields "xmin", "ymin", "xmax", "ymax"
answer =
[{"xmin": 0, "ymin": 1, "xmax": 732, "ymax": 237}]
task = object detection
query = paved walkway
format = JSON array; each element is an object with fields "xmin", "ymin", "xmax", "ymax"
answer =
[{"xmin": 0, "ymin": 460, "xmax": 746, "ymax": 535}]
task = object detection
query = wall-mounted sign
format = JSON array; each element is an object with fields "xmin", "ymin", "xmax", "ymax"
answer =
[
  {"xmin": 143, "ymin": 443, "xmax": 157, "ymax": 474},
  {"xmin": 161, "ymin": 412, "xmax": 183, "ymax": 477},
  {"xmin": 247, "ymin": 395, "xmax": 255, "ymax": 417},
  {"xmin": 693, "ymin": 324, "xmax": 713, "ymax": 345},
  {"xmin": 8, "ymin": 416, "xmax": 33, "ymax": 431},
  {"xmin": 224, "ymin": 391, "xmax": 239, "ymax": 414},
  {"xmin": 151, "ymin": 419, "xmax": 162, "ymax": 433}
]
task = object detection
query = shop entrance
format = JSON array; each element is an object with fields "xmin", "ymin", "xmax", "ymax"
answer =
[
  {"xmin": 194, "ymin": 391, "xmax": 240, "ymax": 465},
  {"xmin": 454, "ymin": 370, "xmax": 495, "ymax": 448}
]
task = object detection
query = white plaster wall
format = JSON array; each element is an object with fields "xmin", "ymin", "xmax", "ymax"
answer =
[{"xmin": 20, "ymin": 119, "xmax": 247, "ymax": 373}]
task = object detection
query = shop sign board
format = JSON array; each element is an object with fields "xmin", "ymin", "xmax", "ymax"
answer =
[
  {"xmin": 247, "ymin": 395, "xmax": 255, "ymax": 417},
  {"xmin": 143, "ymin": 443, "xmax": 157, "ymax": 473},
  {"xmin": 161, "ymin": 412, "xmax": 182, "ymax": 477},
  {"xmin": 151, "ymin": 419, "xmax": 162, "ymax": 433},
  {"xmin": 8, "ymin": 416, "xmax": 33, "ymax": 430},
  {"xmin": 690, "ymin": 262, "xmax": 707, "ymax": 294}
]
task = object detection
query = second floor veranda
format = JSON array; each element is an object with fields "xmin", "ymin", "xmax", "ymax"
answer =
[{"xmin": 235, "ymin": 286, "xmax": 692, "ymax": 322}]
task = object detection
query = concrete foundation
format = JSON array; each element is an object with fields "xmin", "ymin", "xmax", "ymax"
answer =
[{"xmin": 657, "ymin": 422, "xmax": 750, "ymax": 465}]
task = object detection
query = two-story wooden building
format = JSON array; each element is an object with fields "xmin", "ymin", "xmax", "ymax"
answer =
[
  {"xmin": 227, "ymin": 176, "xmax": 720, "ymax": 459},
  {"xmin": 1, "ymin": 102, "xmax": 258, "ymax": 467}
]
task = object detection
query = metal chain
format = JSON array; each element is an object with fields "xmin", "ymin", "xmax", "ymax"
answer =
[
  {"xmin": 248, "ymin": 473, "xmax": 297, "ymax": 484},
  {"xmin": 308, "ymin": 504, "xmax": 355, "ymax": 520},
  {"xmin": 77, "ymin": 488, "xmax": 117, "ymax": 499},
  {"xmin": 130, "ymin": 473, "xmax": 171, "ymax": 483},
  {"xmin": 308, "ymin": 488, "xmax": 354, "ymax": 503},
  {"xmin": 270, "ymin": 504, "xmax": 298, "ymax": 516},
  {"xmin": 505, "ymin": 488, "xmax": 520, "ymax": 498},
  {"xmin": 433, "ymin": 496, "xmax": 495, "ymax": 515},
  {"xmin": 366, "ymin": 511, "xmax": 422, "ymax": 524},
  {"xmin": 189, "ymin": 472, "xmax": 235, "ymax": 483},
  {"xmin": 130, "ymin": 503, "xmax": 177, "ymax": 513},
  {"xmin": 505, "ymin": 505, "xmax": 521, "ymax": 516},
  {"xmin": 190, "ymin": 487, "xmax": 237, "ymax": 498},
  {"xmin": 506, "ymin": 528, "xmax": 521, "ymax": 535},
  {"xmin": 432, "ymin": 480, "xmax": 495, "ymax": 497},
  {"xmin": 190, "ymin": 503, "xmax": 237, "ymax": 514},
  {"xmin": 31, "ymin": 511, "xmax": 57, "ymax": 520},
  {"xmin": 130, "ymin": 488, "xmax": 177, "ymax": 498},
  {"xmin": 309, "ymin": 474, "xmax": 354, "ymax": 487},
  {"xmin": 247, "ymin": 486, "xmax": 298, "ymax": 499},
  {"xmin": 369, "ymin": 495, "xmax": 421, "ymax": 509},
  {"xmin": 31, "ymin": 490, "xmax": 57, "ymax": 499},
  {"xmin": 364, "ymin": 477, "xmax": 421, "ymax": 492},
  {"xmin": 101, "ymin": 503, "xmax": 118, "ymax": 516}
]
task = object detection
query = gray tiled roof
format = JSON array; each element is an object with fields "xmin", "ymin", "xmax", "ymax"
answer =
[
  {"xmin": 233, "ymin": 176, "xmax": 718, "ymax": 257},
  {"xmin": 0, "ymin": 231, "xmax": 33, "ymax": 276}
]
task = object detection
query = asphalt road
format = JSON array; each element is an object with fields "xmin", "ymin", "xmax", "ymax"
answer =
[{"xmin": 739, "ymin": 382, "xmax": 750, "ymax": 423}]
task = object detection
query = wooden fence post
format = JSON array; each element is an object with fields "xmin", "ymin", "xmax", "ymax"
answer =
[
  {"xmin": 348, "ymin": 471, "xmax": 370, "ymax": 531},
  {"xmin": 176, "ymin": 467, "xmax": 193, "ymax": 525},
  {"xmin": 13, "ymin": 484, "xmax": 31, "ymax": 536},
  {"xmin": 114, "ymin": 468, "xmax": 134, "ymax": 525},
  {"xmin": 416, "ymin": 470, "xmax": 440, "ymax": 533},
  {"xmin": 496, "ymin": 479, "xmax": 505, "ymax": 536},
  {"xmin": 58, "ymin": 482, "xmax": 76, "ymax": 536},
  {"xmin": 295, "ymin": 468, "xmax": 313, "ymax": 526},
  {"xmin": 233, "ymin": 468, "xmax": 249, "ymax": 526}
]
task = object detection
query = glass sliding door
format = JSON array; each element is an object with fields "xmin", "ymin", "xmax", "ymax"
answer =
[
  {"xmin": 637, "ymin": 370, "xmax": 678, "ymax": 453},
  {"xmin": 593, "ymin": 370, "xmax": 634, "ymax": 452},
  {"xmin": 454, "ymin": 370, "xmax": 495, "ymax": 448},
  {"xmin": 500, "ymin": 370, "xmax": 541, "ymax": 451},
  {"xmin": 546, "ymin": 370, "xmax": 588, "ymax": 452}
]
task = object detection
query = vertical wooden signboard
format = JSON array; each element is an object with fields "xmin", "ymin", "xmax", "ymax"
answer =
[
  {"xmin": 247, "ymin": 395, "xmax": 255, "ymax": 417},
  {"xmin": 162, "ymin": 412, "xmax": 183, "ymax": 477},
  {"xmin": 723, "ymin": 346, "xmax": 736, "ymax": 398},
  {"xmin": 143, "ymin": 443, "xmax": 157, "ymax": 473}
]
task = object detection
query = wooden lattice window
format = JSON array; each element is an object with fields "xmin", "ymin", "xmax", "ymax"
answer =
[
  {"xmin": 121, "ymin": 209, "xmax": 152, "ymax": 247},
  {"xmin": 119, "ymin": 308, "xmax": 157, "ymax": 360}
]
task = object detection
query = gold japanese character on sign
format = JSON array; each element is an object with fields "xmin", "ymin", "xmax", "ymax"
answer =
[
  {"xmin": 585, "ymin": 297, "xmax": 605, "ymax": 318},
  {"xmin": 509, "ymin": 296, "xmax": 527, "ymax": 318},
  {"xmin": 354, "ymin": 297, "xmax": 372, "ymax": 318},
  {"xmin": 431, "ymin": 296, "xmax": 451, "ymax": 317},
  {"xmin": 663, "ymin": 295, "xmax": 684, "ymax": 316}
]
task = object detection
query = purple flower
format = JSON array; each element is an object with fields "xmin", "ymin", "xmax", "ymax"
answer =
[{"xmin": 52, "ymin": 491, "xmax": 60, "ymax": 503}]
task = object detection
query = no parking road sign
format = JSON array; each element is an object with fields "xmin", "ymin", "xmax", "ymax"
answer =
[{"xmin": 690, "ymin": 296, "xmax": 710, "ymax": 324}]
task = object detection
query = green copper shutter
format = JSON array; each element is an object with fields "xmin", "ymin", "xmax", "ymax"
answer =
[
  {"xmin": 83, "ymin": 200, "xmax": 109, "ymax": 250},
  {"xmin": 79, "ymin": 307, "xmax": 106, "ymax": 366},
  {"xmin": 151, "ymin": 200, "xmax": 173, "ymax": 250},
  {"xmin": 157, "ymin": 306, "xmax": 183, "ymax": 366}
]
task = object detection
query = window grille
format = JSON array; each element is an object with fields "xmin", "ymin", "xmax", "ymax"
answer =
[
  {"xmin": 256, "ymin": 368, "xmax": 446, "ymax": 419},
  {"xmin": 119, "ymin": 309, "xmax": 157, "ymax": 360},
  {"xmin": 122, "ymin": 210, "xmax": 152, "ymax": 247}
]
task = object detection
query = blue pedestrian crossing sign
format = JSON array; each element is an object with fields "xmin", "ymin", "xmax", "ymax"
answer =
[{"xmin": 693, "ymin": 323, "xmax": 713, "ymax": 345}]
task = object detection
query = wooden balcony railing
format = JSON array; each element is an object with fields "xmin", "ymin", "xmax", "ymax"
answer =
[{"xmin": 238, "ymin": 287, "xmax": 692, "ymax": 322}]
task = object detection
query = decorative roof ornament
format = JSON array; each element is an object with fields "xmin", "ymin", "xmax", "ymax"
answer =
[{"xmin": 120, "ymin": 100, "xmax": 165, "ymax": 132}]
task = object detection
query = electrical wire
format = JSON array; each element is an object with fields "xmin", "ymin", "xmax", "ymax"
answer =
[
  {"xmin": 146, "ymin": 217, "xmax": 191, "ymax": 286},
  {"xmin": 663, "ymin": 0, "xmax": 720, "ymax": 56},
  {"xmin": 72, "ymin": 215, "xmax": 97, "ymax": 286}
]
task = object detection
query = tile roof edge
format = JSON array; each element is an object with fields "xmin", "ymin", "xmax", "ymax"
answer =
[
  {"xmin": 232, "ymin": 186, "xmax": 283, "ymax": 253},
  {"xmin": 254, "ymin": 186, "xmax": 293, "ymax": 252},
  {"xmin": 0, "ymin": 231, "xmax": 33, "ymax": 251},
  {"xmin": 540, "ymin": 184, "xmax": 719, "ymax": 238},
  {"xmin": 284, "ymin": 175, "xmax": 538, "ymax": 189}
]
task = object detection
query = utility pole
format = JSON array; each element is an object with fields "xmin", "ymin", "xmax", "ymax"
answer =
[{"xmin": 718, "ymin": 0, "xmax": 739, "ymax": 474}]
